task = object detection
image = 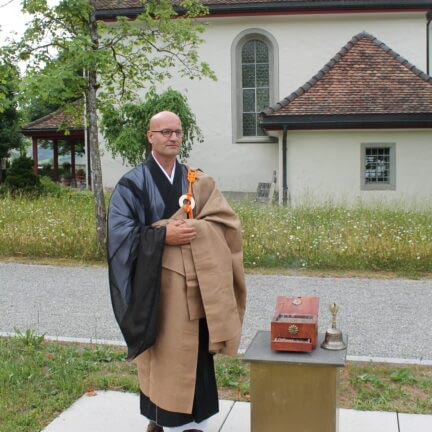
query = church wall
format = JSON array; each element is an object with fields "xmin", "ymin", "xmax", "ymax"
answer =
[{"xmin": 101, "ymin": 10, "xmax": 429, "ymax": 202}]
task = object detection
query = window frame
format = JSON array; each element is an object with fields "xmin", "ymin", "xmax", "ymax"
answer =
[
  {"xmin": 360, "ymin": 143, "xmax": 396, "ymax": 191},
  {"xmin": 231, "ymin": 29, "xmax": 279, "ymax": 143}
]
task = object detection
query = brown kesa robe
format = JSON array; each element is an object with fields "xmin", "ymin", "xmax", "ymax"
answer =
[{"xmin": 135, "ymin": 170, "xmax": 246, "ymax": 414}]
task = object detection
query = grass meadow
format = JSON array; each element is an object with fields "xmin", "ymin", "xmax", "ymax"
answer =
[
  {"xmin": 1, "ymin": 333, "xmax": 431, "ymax": 432},
  {"xmin": 0, "ymin": 189, "xmax": 431, "ymax": 276}
]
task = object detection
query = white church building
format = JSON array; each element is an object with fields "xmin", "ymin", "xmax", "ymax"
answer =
[{"xmin": 95, "ymin": 0, "xmax": 432, "ymax": 206}]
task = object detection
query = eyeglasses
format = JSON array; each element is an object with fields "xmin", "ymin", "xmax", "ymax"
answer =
[{"xmin": 151, "ymin": 129, "xmax": 183, "ymax": 137}]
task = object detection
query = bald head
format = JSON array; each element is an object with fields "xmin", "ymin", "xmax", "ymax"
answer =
[{"xmin": 149, "ymin": 111, "xmax": 181, "ymax": 131}]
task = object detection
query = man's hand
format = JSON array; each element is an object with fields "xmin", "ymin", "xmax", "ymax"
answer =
[{"xmin": 165, "ymin": 220, "xmax": 197, "ymax": 245}]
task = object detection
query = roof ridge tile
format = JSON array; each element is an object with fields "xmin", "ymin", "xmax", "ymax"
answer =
[
  {"xmin": 368, "ymin": 34, "xmax": 432, "ymax": 83},
  {"xmin": 262, "ymin": 31, "xmax": 432, "ymax": 116}
]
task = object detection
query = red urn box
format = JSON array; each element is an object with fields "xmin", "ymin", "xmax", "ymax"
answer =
[{"xmin": 271, "ymin": 296, "xmax": 319, "ymax": 352}]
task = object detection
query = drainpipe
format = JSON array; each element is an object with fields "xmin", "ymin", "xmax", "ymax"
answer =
[
  {"xmin": 282, "ymin": 126, "xmax": 288, "ymax": 206},
  {"xmin": 427, "ymin": 12, "xmax": 432, "ymax": 75}
]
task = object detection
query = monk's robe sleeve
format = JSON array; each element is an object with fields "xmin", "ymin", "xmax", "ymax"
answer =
[{"xmin": 107, "ymin": 174, "xmax": 166, "ymax": 360}]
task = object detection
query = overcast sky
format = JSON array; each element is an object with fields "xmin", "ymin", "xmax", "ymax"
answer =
[
  {"xmin": 0, "ymin": 0, "xmax": 28, "ymax": 46},
  {"xmin": 0, "ymin": 0, "xmax": 62, "ymax": 48}
]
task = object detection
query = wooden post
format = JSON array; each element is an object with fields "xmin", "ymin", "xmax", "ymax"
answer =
[
  {"xmin": 71, "ymin": 141, "xmax": 76, "ymax": 182},
  {"xmin": 32, "ymin": 137, "xmax": 38, "ymax": 175},
  {"xmin": 53, "ymin": 140, "xmax": 59, "ymax": 181}
]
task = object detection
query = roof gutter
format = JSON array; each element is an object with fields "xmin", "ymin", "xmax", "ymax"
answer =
[
  {"xmin": 261, "ymin": 113, "xmax": 432, "ymax": 130},
  {"xmin": 282, "ymin": 126, "xmax": 288, "ymax": 206}
]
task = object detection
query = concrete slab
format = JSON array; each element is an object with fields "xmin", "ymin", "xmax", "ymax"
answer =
[
  {"xmin": 399, "ymin": 412, "xmax": 432, "ymax": 432},
  {"xmin": 207, "ymin": 400, "xmax": 235, "ymax": 432},
  {"xmin": 42, "ymin": 391, "xmax": 146, "ymax": 432},
  {"xmin": 41, "ymin": 391, "xmax": 432, "ymax": 432},
  {"xmin": 339, "ymin": 409, "xmax": 398, "ymax": 432},
  {"xmin": 42, "ymin": 391, "xmax": 235, "ymax": 432},
  {"xmin": 220, "ymin": 401, "xmax": 250, "ymax": 432}
]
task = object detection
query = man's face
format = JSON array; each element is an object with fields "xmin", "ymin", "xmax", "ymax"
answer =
[{"xmin": 147, "ymin": 113, "xmax": 182, "ymax": 161}]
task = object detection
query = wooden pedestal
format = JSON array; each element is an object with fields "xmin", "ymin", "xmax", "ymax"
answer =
[{"xmin": 244, "ymin": 331, "xmax": 347, "ymax": 432}]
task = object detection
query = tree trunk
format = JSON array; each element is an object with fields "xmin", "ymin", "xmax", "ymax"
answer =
[{"xmin": 88, "ymin": 0, "xmax": 107, "ymax": 253}]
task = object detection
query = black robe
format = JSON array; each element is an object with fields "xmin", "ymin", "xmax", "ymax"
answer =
[
  {"xmin": 107, "ymin": 155, "xmax": 187, "ymax": 360},
  {"xmin": 107, "ymin": 155, "xmax": 218, "ymax": 426}
]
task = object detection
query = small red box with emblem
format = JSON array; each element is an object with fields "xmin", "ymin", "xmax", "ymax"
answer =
[{"xmin": 271, "ymin": 296, "xmax": 319, "ymax": 352}]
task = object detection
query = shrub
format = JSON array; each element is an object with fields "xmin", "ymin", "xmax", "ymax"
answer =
[
  {"xmin": 39, "ymin": 176, "xmax": 69, "ymax": 197},
  {"xmin": 4, "ymin": 155, "xmax": 41, "ymax": 194}
]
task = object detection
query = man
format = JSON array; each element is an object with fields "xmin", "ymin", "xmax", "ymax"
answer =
[{"xmin": 107, "ymin": 111, "xmax": 246, "ymax": 432}]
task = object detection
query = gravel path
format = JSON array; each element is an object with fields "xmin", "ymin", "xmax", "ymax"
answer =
[{"xmin": 1, "ymin": 262, "xmax": 431, "ymax": 363}]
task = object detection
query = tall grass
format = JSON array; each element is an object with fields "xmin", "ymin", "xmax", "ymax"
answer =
[
  {"xmin": 1, "ymin": 190, "xmax": 431, "ymax": 273},
  {"xmin": 0, "ymin": 191, "xmax": 101, "ymax": 262},
  {"xmin": 233, "ymin": 202, "xmax": 432, "ymax": 273}
]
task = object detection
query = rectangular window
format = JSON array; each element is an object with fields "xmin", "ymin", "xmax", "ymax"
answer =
[{"xmin": 361, "ymin": 143, "xmax": 396, "ymax": 190}]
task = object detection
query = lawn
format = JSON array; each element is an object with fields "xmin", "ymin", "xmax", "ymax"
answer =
[{"xmin": 1, "ymin": 334, "xmax": 431, "ymax": 432}]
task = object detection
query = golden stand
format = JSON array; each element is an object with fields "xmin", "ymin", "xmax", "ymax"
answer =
[{"xmin": 244, "ymin": 331, "xmax": 347, "ymax": 432}]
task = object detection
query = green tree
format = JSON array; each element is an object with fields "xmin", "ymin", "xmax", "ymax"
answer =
[
  {"xmin": 101, "ymin": 88, "xmax": 203, "ymax": 167},
  {"xmin": 0, "ymin": 62, "xmax": 22, "ymax": 179},
  {"xmin": 2, "ymin": 0, "xmax": 215, "ymax": 251}
]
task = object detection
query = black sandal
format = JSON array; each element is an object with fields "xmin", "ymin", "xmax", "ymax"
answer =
[{"xmin": 147, "ymin": 421, "xmax": 164, "ymax": 432}]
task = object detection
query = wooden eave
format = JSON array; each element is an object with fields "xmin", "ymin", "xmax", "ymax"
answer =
[
  {"xmin": 94, "ymin": 0, "xmax": 432, "ymax": 20},
  {"xmin": 21, "ymin": 128, "xmax": 84, "ymax": 140}
]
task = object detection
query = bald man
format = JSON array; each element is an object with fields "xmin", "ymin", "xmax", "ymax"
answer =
[{"xmin": 107, "ymin": 111, "xmax": 246, "ymax": 432}]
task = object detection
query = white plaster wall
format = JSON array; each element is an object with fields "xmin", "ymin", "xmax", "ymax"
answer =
[
  {"xmin": 100, "ymin": 148, "xmax": 131, "ymax": 192},
  {"xmin": 101, "ymin": 11, "xmax": 429, "ymax": 193},
  {"xmin": 284, "ymin": 130, "xmax": 432, "ymax": 207}
]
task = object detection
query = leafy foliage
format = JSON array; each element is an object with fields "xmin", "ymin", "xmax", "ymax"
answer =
[
  {"xmin": 0, "ymin": 62, "xmax": 22, "ymax": 160},
  {"xmin": 1, "ymin": 0, "xmax": 216, "ymax": 249},
  {"xmin": 101, "ymin": 88, "xmax": 203, "ymax": 166},
  {"xmin": 4, "ymin": 155, "xmax": 41, "ymax": 193},
  {"xmin": 6, "ymin": 0, "xmax": 215, "ymax": 112}
]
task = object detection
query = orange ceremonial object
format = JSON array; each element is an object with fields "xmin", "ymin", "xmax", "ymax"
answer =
[{"xmin": 182, "ymin": 169, "xmax": 197, "ymax": 219}]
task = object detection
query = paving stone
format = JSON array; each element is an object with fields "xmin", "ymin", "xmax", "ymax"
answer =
[
  {"xmin": 339, "ymin": 409, "xmax": 398, "ymax": 432},
  {"xmin": 220, "ymin": 401, "xmax": 250, "ymax": 432},
  {"xmin": 398, "ymin": 412, "xmax": 432, "ymax": 432}
]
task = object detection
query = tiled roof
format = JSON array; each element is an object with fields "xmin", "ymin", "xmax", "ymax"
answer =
[
  {"xmin": 262, "ymin": 32, "xmax": 432, "ymax": 118},
  {"xmin": 95, "ymin": 0, "xmax": 140, "ymax": 10},
  {"xmin": 22, "ymin": 107, "xmax": 83, "ymax": 133},
  {"xmin": 95, "ymin": 0, "xmax": 432, "ymax": 13}
]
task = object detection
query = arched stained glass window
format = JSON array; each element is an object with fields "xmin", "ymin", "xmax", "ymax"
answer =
[
  {"xmin": 231, "ymin": 29, "xmax": 278, "ymax": 142},
  {"xmin": 241, "ymin": 40, "xmax": 270, "ymax": 136}
]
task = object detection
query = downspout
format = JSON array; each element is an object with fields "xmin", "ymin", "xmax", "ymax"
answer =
[
  {"xmin": 427, "ymin": 12, "xmax": 432, "ymax": 75},
  {"xmin": 282, "ymin": 126, "xmax": 288, "ymax": 206}
]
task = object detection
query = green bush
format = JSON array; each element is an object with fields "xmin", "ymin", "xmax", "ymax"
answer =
[
  {"xmin": 4, "ymin": 156, "xmax": 41, "ymax": 194},
  {"xmin": 39, "ymin": 176, "xmax": 69, "ymax": 197}
]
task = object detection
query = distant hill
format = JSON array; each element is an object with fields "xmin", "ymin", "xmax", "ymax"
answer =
[{"xmin": 26, "ymin": 146, "xmax": 86, "ymax": 166}]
